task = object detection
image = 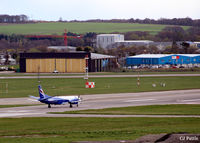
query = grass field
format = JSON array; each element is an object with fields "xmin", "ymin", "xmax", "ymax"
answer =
[
  {"xmin": 0, "ymin": 76, "xmax": 200, "ymax": 98},
  {"xmin": 0, "ymin": 117, "xmax": 199, "ymax": 143},
  {"xmin": 0, "ymin": 104, "xmax": 41, "ymax": 108},
  {"xmin": 57, "ymin": 104, "xmax": 200, "ymax": 115},
  {"xmin": 0, "ymin": 22, "xmax": 190, "ymax": 35}
]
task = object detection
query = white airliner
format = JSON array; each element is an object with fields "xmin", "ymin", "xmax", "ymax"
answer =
[{"xmin": 30, "ymin": 85, "xmax": 81, "ymax": 108}]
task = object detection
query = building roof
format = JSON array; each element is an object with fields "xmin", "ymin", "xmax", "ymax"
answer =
[
  {"xmin": 48, "ymin": 46, "xmax": 76, "ymax": 50},
  {"xmin": 91, "ymin": 53, "xmax": 115, "ymax": 59},
  {"xmin": 180, "ymin": 54, "xmax": 200, "ymax": 57},
  {"xmin": 97, "ymin": 34, "xmax": 123, "ymax": 37},
  {"xmin": 129, "ymin": 54, "xmax": 170, "ymax": 58},
  {"xmin": 128, "ymin": 54, "xmax": 200, "ymax": 58},
  {"xmin": 117, "ymin": 40, "xmax": 153, "ymax": 43}
]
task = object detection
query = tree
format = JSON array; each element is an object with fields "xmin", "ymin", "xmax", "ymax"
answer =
[
  {"xmin": 171, "ymin": 41, "xmax": 179, "ymax": 53},
  {"xmin": 76, "ymin": 47, "xmax": 83, "ymax": 51},
  {"xmin": 58, "ymin": 17, "xmax": 63, "ymax": 22},
  {"xmin": 4, "ymin": 51, "xmax": 10, "ymax": 65},
  {"xmin": 11, "ymin": 53, "xmax": 18, "ymax": 59},
  {"xmin": 181, "ymin": 42, "xmax": 190, "ymax": 54},
  {"xmin": 124, "ymin": 31, "xmax": 150, "ymax": 40},
  {"xmin": 187, "ymin": 27, "xmax": 200, "ymax": 41},
  {"xmin": 156, "ymin": 26, "xmax": 186, "ymax": 42},
  {"xmin": 68, "ymin": 38, "xmax": 84, "ymax": 47},
  {"xmin": 84, "ymin": 46, "xmax": 93, "ymax": 52},
  {"xmin": 83, "ymin": 32, "xmax": 97, "ymax": 47}
]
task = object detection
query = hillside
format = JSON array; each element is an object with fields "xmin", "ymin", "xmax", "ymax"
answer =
[{"xmin": 0, "ymin": 22, "xmax": 190, "ymax": 35}]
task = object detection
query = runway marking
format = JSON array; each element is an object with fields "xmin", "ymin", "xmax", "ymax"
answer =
[
  {"xmin": 124, "ymin": 99, "xmax": 156, "ymax": 102},
  {"xmin": 181, "ymin": 99, "xmax": 200, "ymax": 102},
  {"xmin": 0, "ymin": 112, "xmax": 40, "ymax": 117},
  {"xmin": 0, "ymin": 113, "xmax": 24, "ymax": 117},
  {"xmin": 6, "ymin": 110, "xmax": 31, "ymax": 113}
]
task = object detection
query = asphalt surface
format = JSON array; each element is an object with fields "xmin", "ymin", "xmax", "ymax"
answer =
[
  {"xmin": 0, "ymin": 89, "xmax": 200, "ymax": 118},
  {"xmin": 0, "ymin": 74, "xmax": 200, "ymax": 79}
]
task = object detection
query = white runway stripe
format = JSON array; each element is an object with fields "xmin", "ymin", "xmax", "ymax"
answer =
[
  {"xmin": 181, "ymin": 99, "xmax": 200, "ymax": 102},
  {"xmin": 124, "ymin": 99, "xmax": 156, "ymax": 102}
]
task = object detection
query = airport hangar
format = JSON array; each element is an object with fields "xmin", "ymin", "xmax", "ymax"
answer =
[
  {"xmin": 126, "ymin": 54, "xmax": 200, "ymax": 66},
  {"xmin": 20, "ymin": 52, "xmax": 116, "ymax": 73}
]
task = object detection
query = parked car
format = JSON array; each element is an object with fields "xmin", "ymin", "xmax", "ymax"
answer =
[
  {"xmin": 53, "ymin": 70, "xmax": 59, "ymax": 73},
  {"xmin": 150, "ymin": 65, "xmax": 159, "ymax": 69},
  {"xmin": 179, "ymin": 66, "xmax": 185, "ymax": 68},
  {"xmin": 171, "ymin": 65, "xmax": 177, "ymax": 68}
]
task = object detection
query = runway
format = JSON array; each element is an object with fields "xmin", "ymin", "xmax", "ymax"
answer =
[{"xmin": 0, "ymin": 89, "xmax": 200, "ymax": 118}]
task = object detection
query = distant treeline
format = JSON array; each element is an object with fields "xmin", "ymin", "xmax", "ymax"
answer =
[
  {"xmin": 0, "ymin": 15, "xmax": 28, "ymax": 23},
  {"xmin": 1, "ymin": 15, "xmax": 200, "ymax": 27},
  {"xmin": 72, "ymin": 18, "xmax": 200, "ymax": 27}
]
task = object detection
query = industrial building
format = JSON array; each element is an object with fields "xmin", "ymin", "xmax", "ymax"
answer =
[
  {"xmin": 126, "ymin": 54, "xmax": 200, "ymax": 67},
  {"xmin": 194, "ymin": 42, "xmax": 200, "ymax": 48},
  {"xmin": 20, "ymin": 52, "xmax": 116, "ymax": 73},
  {"xmin": 96, "ymin": 34, "xmax": 124, "ymax": 49},
  {"xmin": 112, "ymin": 40, "xmax": 154, "ymax": 48}
]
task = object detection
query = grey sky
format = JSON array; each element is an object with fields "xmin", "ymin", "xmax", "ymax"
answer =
[{"xmin": 0, "ymin": 0, "xmax": 199, "ymax": 21}]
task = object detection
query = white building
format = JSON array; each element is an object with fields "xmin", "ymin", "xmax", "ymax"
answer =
[
  {"xmin": 194, "ymin": 42, "xmax": 200, "ymax": 48},
  {"xmin": 0, "ymin": 54, "xmax": 16, "ymax": 65},
  {"xmin": 96, "ymin": 34, "xmax": 124, "ymax": 49}
]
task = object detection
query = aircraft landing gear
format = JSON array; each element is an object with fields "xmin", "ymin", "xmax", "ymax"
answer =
[
  {"xmin": 70, "ymin": 104, "xmax": 73, "ymax": 108},
  {"xmin": 48, "ymin": 104, "xmax": 51, "ymax": 108},
  {"xmin": 77, "ymin": 104, "xmax": 78, "ymax": 107}
]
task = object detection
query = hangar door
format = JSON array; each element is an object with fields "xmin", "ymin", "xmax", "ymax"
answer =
[
  {"xmin": 26, "ymin": 59, "xmax": 55, "ymax": 73},
  {"xmin": 26, "ymin": 58, "xmax": 86, "ymax": 73},
  {"xmin": 67, "ymin": 59, "xmax": 86, "ymax": 73}
]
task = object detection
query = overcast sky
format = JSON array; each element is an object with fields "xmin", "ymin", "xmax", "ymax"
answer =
[{"xmin": 0, "ymin": 0, "xmax": 199, "ymax": 21}]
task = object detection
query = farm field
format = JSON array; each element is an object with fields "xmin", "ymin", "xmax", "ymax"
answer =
[
  {"xmin": 0, "ymin": 22, "xmax": 190, "ymax": 35},
  {"xmin": 59, "ymin": 104, "xmax": 200, "ymax": 115},
  {"xmin": 0, "ymin": 76, "xmax": 200, "ymax": 98}
]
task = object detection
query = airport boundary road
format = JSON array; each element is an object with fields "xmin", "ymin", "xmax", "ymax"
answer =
[{"xmin": 0, "ymin": 74, "xmax": 200, "ymax": 79}]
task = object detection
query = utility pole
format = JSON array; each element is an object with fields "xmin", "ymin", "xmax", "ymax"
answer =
[
  {"xmin": 84, "ymin": 55, "xmax": 89, "ymax": 86},
  {"xmin": 137, "ymin": 72, "xmax": 140, "ymax": 87},
  {"xmin": 64, "ymin": 29, "xmax": 67, "ymax": 46}
]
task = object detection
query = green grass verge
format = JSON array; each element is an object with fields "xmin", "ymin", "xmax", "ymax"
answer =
[
  {"xmin": 0, "ymin": 104, "xmax": 42, "ymax": 108},
  {"xmin": 55, "ymin": 105, "xmax": 200, "ymax": 115},
  {"xmin": 0, "ymin": 117, "xmax": 199, "ymax": 143},
  {"xmin": 0, "ymin": 22, "xmax": 190, "ymax": 35},
  {"xmin": 0, "ymin": 76, "xmax": 200, "ymax": 98},
  {"xmin": 1, "ymin": 71, "xmax": 200, "ymax": 77}
]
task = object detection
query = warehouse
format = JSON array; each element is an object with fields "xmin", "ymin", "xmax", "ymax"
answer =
[
  {"xmin": 90, "ymin": 53, "xmax": 116, "ymax": 72},
  {"xmin": 96, "ymin": 34, "xmax": 124, "ymax": 49},
  {"xmin": 126, "ymin": 54, "xmax": 200, "ymax": 67},
  {"xmin": 20, "ymin": 52, "xmax": 116, "ymax": 73}
]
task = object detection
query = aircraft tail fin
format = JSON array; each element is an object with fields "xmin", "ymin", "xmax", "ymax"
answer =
[{"xmin": 38, "ymin": 85, "xmax": 50, "ymax": 99}]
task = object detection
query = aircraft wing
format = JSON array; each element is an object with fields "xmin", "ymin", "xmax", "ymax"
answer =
[{"xmin": 29, "ymin": 95, "xmax": 40, "ymax": 100}]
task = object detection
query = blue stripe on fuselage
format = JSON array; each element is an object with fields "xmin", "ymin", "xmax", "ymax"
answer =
[{"xmin": 41, "ymin": 97, "xmax": 69, "ymax": 105}]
